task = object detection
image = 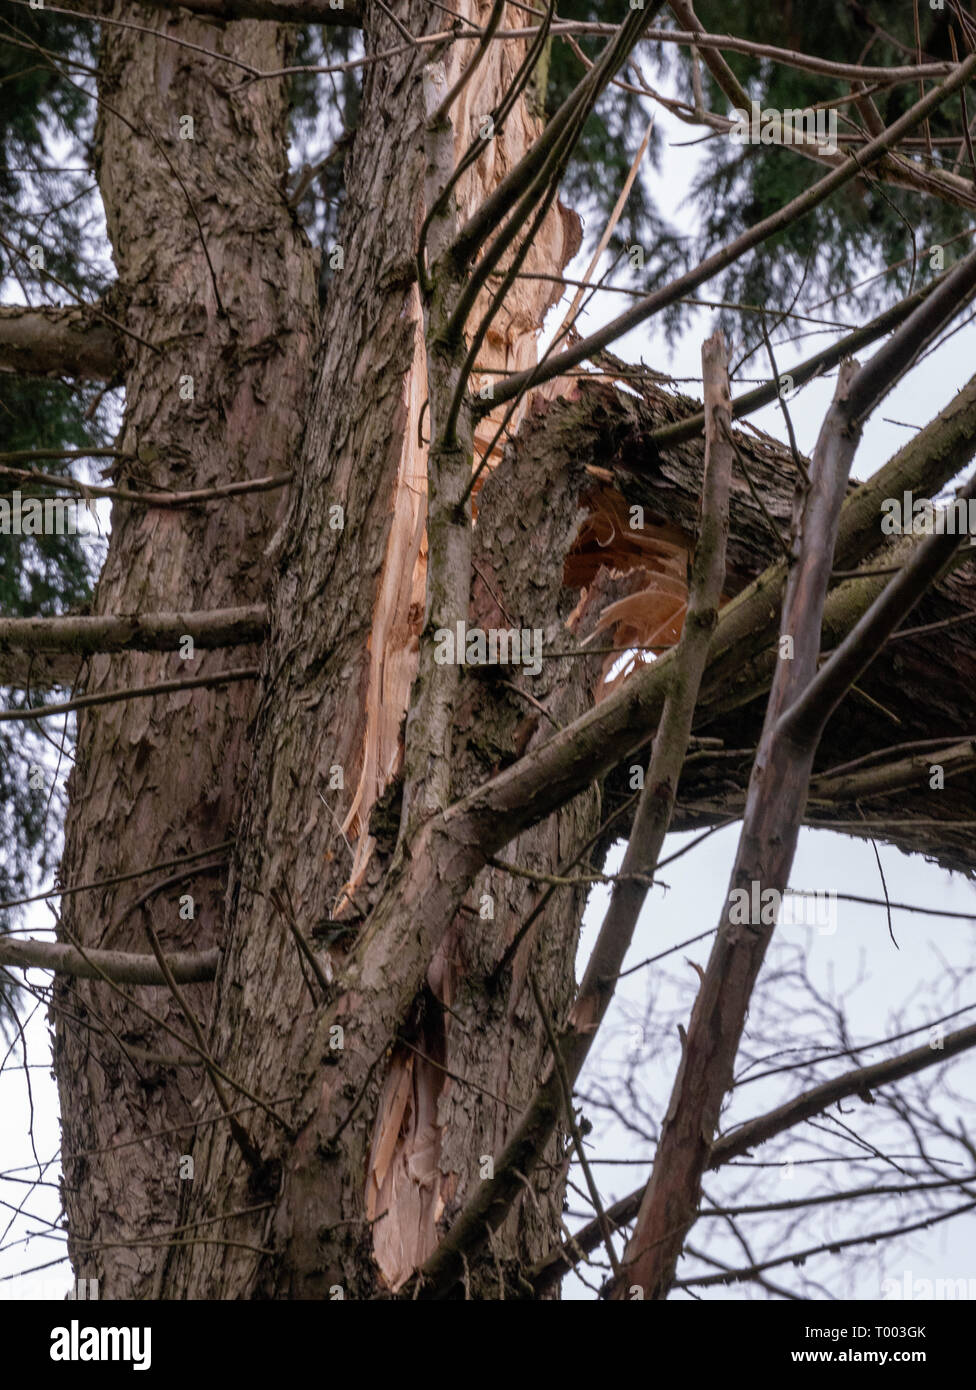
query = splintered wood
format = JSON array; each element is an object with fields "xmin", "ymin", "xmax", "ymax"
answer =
[
  {"xmin": 565, "ymin": 486, "xmax": 691, "ymax": 697},
  {"xmin": 362, "ymin": 3, "xmax": 583, "ymax": 1290},
  {"xmin": 354, "ymin": 5, "xmax": 684, "ymax": 1291},
  {"xmin": 338, "ymin": 3, "xmax": 581, "ymax": 912}
]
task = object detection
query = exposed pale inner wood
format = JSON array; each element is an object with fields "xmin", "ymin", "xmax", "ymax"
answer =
[{"xmin": 356, "ymin": 8, "xmax": 698, "ymax": 1291}]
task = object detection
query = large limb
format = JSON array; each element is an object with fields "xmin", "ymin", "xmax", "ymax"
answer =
[
  {"xmin": 611, "ymin": 398, "xmax": 976, "ymax": 1300},
  {"xmin": 447, "ymin": 344, "xmax": 976, "ymax": 868},
  {"xmin": 578, "ymin": 359, "xmax": 976, "ymax": 871}
]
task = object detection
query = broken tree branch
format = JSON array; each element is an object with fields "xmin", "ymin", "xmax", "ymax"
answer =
[{"xmin": 454, "ymin": 345, "xmax": 976, "ymax": 854}]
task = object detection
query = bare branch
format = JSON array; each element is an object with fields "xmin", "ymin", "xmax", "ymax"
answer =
[
  {"xmin": 648, "ymin": 271, "xmax": 952, "ymax": 449},
  {"xmin": 0, "ymin": 937, "xmax": 219, "ymax": 985},
  {"xmin": 713, "ymin": 1019, "xmax": 976, "ymax": 1168},
  {"xmin": 666, "ymin": 0, "xmax": 749, "ymax": 112},
  {"xmin": 531, "ymin": 1016, "xmax": 976, "ymax": 1294},
  {"xmin": 484, "ymin": 47, "xmax": 976, "ymax": 412},
  {"xmin": 0, "ymin": 607, "xmax": 266, "ymax": 688},
  {"xmin": 0, "ymin": 667, "xmax": 260, "ymax": 723},
  {"xmin": 673, "ymin": 1199, "xmax": 976, "ymax": 1290},
  {"xmin": 58, "ymin": 0, "xmax": 362, "ymax": 23},
  {"xmin": 0, "ymin": 304, "xmax": 118, "ymax": 381}
]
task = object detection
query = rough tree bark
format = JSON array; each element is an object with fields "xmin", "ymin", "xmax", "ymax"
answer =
[
  {"xmin": 157, "ymin": 1, "xmax": 606, "ymax": 1301},
  {"xmin": 50, "ymin": 0, "xmax": 601, "ymax": 1301},
  {"xmin": 53, "ymin": 4, "xmax": 319, "ymax": 1298}
]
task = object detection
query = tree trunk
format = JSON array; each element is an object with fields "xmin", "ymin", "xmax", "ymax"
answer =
[
  {"xmin": 56, "ymin": 1, "xmax": 597, "ymax": 1301},
  {"xmin": 54, "ymin": 4, "xmax": 318, "ymax": 1299},
  {"xmin": 157, "ymin": 1, "xmax": 601, "ymax": 1302}
]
